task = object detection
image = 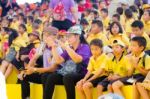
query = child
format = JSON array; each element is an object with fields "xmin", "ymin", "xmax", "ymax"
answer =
[
  {"xmin": 14, "ymin": 31, "xmax": 40, "ymax": 80},
  {"xmin": 0, "ymin": 24, "xmax": 29, "ymax": 79},
  {"xmin": 0, "ymin": 27, "xmax": 9, "ymax": 59},
  {"xmin": 76, "ymin": 39, "xmax": 108, "ymax": 99},
  {"xmin": 112, "ymin": 14, "xmax": 120, "ymax": 23},
  {"xmin": 97, "ymin": 39, "xmax": 131, "ymax": 97},
  {"xmin": 131, "ymin": 20, "xmax": 150, "ymax": 50},
  {"xmin": 112, "ymin": 37, "xmax": 150, "ymax": 98},
  {"xmin": 116, "ymin": 7, "xmax": 125, "ymax": 27},
  {"xmin": 135, "ymin": 71, "xmax": 150, "ymax": 99},
  {"xmin": 108, "ymin": 22, "xmax": 129, "ymax": 47},
  {"xmin": 26, "ymin": 16, "xmax": 34, "ymax": 34},
  {"xmin": 124, "ymin": 9, "xmax": 135, "ymax": 37},
  {"xmin": 142, "ymin": 10, "xmax": 150, "ymax": 36},
  {"xmin": 86, "ymin": 20, "xmax": 108, "ymax": 46},
  {"xmin": 100, "ymin": 8, "xmax": 110, "ymax": 29}
]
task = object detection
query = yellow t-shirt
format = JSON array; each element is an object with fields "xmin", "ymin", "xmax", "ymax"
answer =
[
  {"xmin": 0, "ymin": 34, "xmax": 9, "ymax": 58},
  {"xmin": 102, "ymin": 17, "xmax": 110, "ymax": 29},
  {"xmin": 87, "ymin": 54, "xmax": 108, "ymax": 75},
  {"xmin": 125, "ymin": 18, "xmax": 135, "ymax": 36},
  {"xmin": 104, "ymin": 55, "xmax": 131, "ymax": 77},
  {"xmin": 120, "ymin": 15, "xmax": 125, "ymax": 27},
  {"xmin": 142, "ymin": 20, "xmax": 150, "ymax": 34},
  {"xmin": 33, "ymin": 40, "xmax": 40, "ymax": 48},
  {"xmin": 11, "ymin": 32, "xmax": 29, "ymax": 51},
  {"xmin": 87, "ymin": 32, "xmax": 109, "ymax": 46},
  {"xmin": 108, "ymin": 34, "xmax": 129, "ymax": 46},
  {"xmin": 132, "ymin": 52, "xmax": 150, "ymax": 74},
  {"xmin": 143, "ymin": 33, "xmax": 150, "ymax": 50},
  {"xmin": 10, "ymin": 21, "xmax": 19, "ymax": 30},
  {"xmin": 26, "ymin": 23, "xmax": 33, "ymax": 34}
]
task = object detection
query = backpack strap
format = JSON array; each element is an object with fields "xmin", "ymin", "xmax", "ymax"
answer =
[{"xmin": 142, "ymin": 53, "xmax": 148, "ymax": 67}]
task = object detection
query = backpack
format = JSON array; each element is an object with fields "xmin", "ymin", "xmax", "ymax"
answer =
[{"xmin": 53, "ymin": 0, "xmax": 66, "ymax": 21}]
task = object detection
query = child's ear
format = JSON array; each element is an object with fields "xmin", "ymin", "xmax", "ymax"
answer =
[{"xmin": 140, "ymin": 46, "xmax": 145, "ymax": 51}]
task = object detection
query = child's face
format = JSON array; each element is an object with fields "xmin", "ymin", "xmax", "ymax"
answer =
[
  {"xmin": 91, "ymin": 24, "xmax": 101, "ymax": 33},
  {"xmin": 143, "ymin": 11, "xmax": 150, "ymax": 21},
  {"xmin": 130, "ymin": 41, "xmax": 144, "ymax": 54},
  {"xmin": 132, "ymin": 27, "xmax": 143, "ymax": 36},
  {"xmin": 99, "ymin": 2, "xmax": 105, "ymax": 8},
  {"xmin": 29, "ymin": 35, "xmax": 37, "ymax": 42},
  {"xmin": 112, "ymin": 17, "xmax": 119, "ymax": 22},
  {"xmin": 90, "ymin": 45, "xmax": 102, "ymax": 57},
  {"xmin": 101, "ymin": 11, "xmax": 107, "ymax": 18},
  {"xmin": 112, "ymin": 45, "xmax": 124, "ymax": 55},
  {"xmin": 111, "ymin": 24, "xmax": 119, "ymax": 35},
  {"xmin": 89, "ymin": 12, "xmax": 95, "ymax": 20},
  {"xmin": 18, "ymin": 26, "xmax": 25, "ymax": 34}
]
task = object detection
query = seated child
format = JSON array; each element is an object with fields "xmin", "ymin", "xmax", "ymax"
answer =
[
  {"xmin": 76, "ymin": 39, "xmax": 108, "ymax": 99},
  {"xmin": 112, "ymin": 37, "xmax": 150, "ymax": 98},
  {"xmin": 97, "ymin": 39, "xmax": 131, "ymax": 97}
]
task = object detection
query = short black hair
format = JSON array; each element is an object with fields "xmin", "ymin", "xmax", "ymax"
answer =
[
  {"xmin": 34, "ymin": 19, "xmax": 42, "ymax": 24},
  {"xmin": 19, "ymin": 24, "xmax": 27, "ymax": 31},
  {"xmin": 27, "ymin": 16, "xmax": 34, "ymax": 22},
  {"xmin": 92, "ymin": 20, "xmax": 103, "ymax": 28},
  {"xmin": 129, "ymin": 5, "xmax": 138, "ymax": 13},
  {"xmin": 90, "ymin": 39, "xmax": 103, "ymax": 48},
  {"xmin": 109, "ymin": 22, "xmax": 123, "ymax": 34},
  {"xmin": 80, "ymin": 18, "xmax": 89, "ymax": 25},
  {"xmin": 131, "ymin": 36, "xmax": 147, "ymax": 50},
  {"xmin": 112, "ymin": 14, "xmax": 120, "ymax": 21},
  {"xmin": 125, "ymin": 9, "xmax": 133, "ymax": 19},
  {"xmin": 131, "ymin": 20, "xmax": 144, "ymax": 29},
  {"xmin": 116, "ymin": 7, "xmax": 123, "ymax": 15},
  {"xmin": 101, "ymin": 8, "xmax": 108, "ymax": 14}
]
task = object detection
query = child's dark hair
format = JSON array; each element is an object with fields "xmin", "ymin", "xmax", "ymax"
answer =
[
  {"xmin": 34, "ymin": 19, "xmax": 42, "ymax": 24},
  {"xmin": 116, "ymin": 7, "xmax": 123, "ymax": 15},
  {"xmin": 131, "ymin": 20, "xmax": 144, "ymax": 29},
  {"xmin": 91, "ymin": 9, "xmax": 98, "ymax": 16},
  {"xmin": 129, "ymin": 5, "xmax": 138, "ymax": 13},
  {"xmin": 85, "ymin": 9, "xmax": 91, "ymax": 15},
  {"xmin": 80, "ymin": 18, "xmax": 89, "ymax": 25},
  {"xmin": 109, "ymin": 22, "xmax": 123, "ymax": 34},
  {"xmin": 27, "ymin": 16, "xmax": 34, "ymax": 23},
  {"xmin": 131, "ymin": 36, "xmax": 147, "ymax": 50},
  {"xmin": 92, "ymin": 20, "xmax": 103, "ymax": 28},
  {"xmin": 19, "ymin": 24, "xmax": 27, "ymax": 31},
  {"xmin": 125, "ymin": 9, "xmax": 133, "ymax": 19},
  {"xmin": 101, "ymin": 8, "xmax": 108, "ymax": 14},
  {"xmin": 90, "ymin": 39, "xmax": 103, "ymax": 48},
  {"xmin": 112, "ymin": 14, "xmax": 120, "ymax": 21}
]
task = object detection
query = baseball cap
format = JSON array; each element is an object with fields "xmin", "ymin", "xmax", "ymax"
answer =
[
  {"xmin": 68, "ymin": 25, "xmax": 82, "ymax": 35},
  {"xmin": 112, "ymin": 40, "xmax": 125, "ymax": 47}
]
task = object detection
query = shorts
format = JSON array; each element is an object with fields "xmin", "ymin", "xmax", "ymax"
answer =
[
  {"xmin": 5, "ymin": 48, "xmax": 16, "ymax": 62},
  {"xmin": 89, "ymin": 75, "xmax": 107, "ymax": 87},
  {"xmin": 98, "ymin": 78, "xmax": 120, "ymax": 91},
  {"xmin": 118, "ymin": 74, "xmax": 145, "ymax": 85}
]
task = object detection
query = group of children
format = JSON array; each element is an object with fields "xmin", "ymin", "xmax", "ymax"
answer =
[{"xmin": 0, "ymin": 0, "xmax": 150, "ymax": 99}]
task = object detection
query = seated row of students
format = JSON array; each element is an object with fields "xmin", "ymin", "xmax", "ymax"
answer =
[{"xmin": 76, "ymin": 36, "xmax": 150, "ymax": 99}]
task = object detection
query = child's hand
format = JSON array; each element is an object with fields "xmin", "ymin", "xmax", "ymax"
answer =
[
  {"xmin": 108, "ymin": 75, "xmax": 120, "ymax": 80},
  {"xmin": 76, "ymin": 79, "xmax": 86, "ymax": 86}
]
